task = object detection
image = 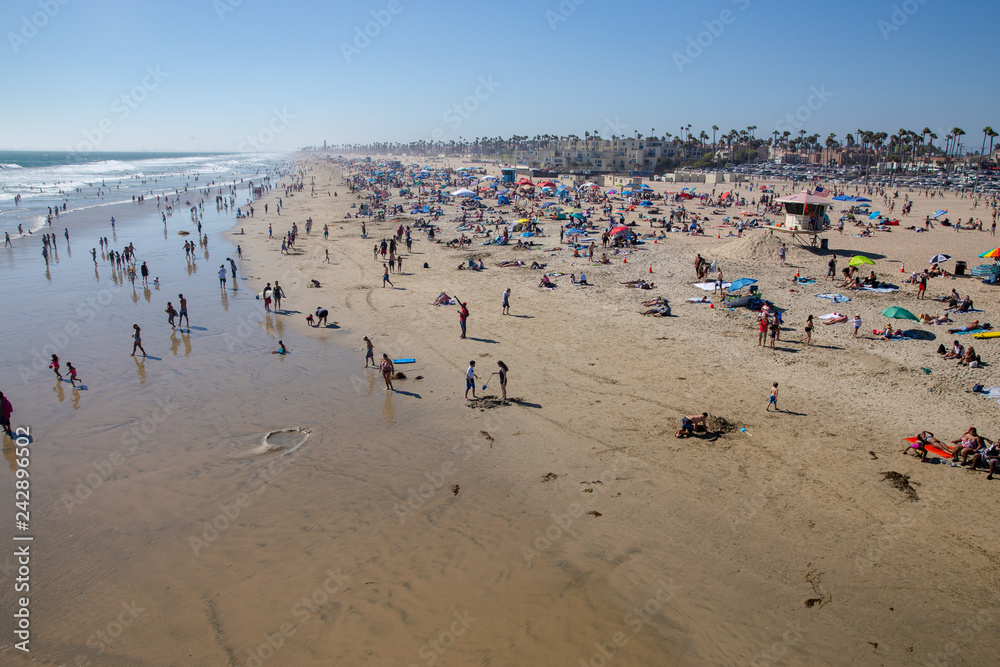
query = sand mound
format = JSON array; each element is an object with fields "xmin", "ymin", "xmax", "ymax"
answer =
[{"xmin": 713, "ymin": 232, "xmax": 790, "ymax": 264}]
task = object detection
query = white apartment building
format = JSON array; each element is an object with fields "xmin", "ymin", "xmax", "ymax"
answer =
[{"xmin": 511, "ymin": 138, "xmax": 706, "ymax": 171}]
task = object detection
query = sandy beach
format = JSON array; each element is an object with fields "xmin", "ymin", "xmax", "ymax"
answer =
[{"xmin": 3, "ymin": 153, "xmax": 1000, "ymax": 666}]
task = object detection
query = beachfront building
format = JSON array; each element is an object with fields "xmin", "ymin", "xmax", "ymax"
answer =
[{"xmin": 511, "ymin": 138, "xmax": 699, "ymax": 172}]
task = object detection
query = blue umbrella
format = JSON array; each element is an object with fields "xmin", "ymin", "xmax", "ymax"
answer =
[
  {"xmin": 971, "ymin": 264, "xmax": 1000, "ymax": 277},
  {"xmin": 869, "ymin": 211, "xmax": 881, "ymax": 220},
  {"xmin": 728, "ymin": 278, "xmax": 758, "ymax": 291},
  {"xmin": 855, "ymin": 197, "xmax": 872, "ymax": 202},
  {"xmin": 564, "ymin": 228, "xmax": 584, "ymax": 235},
  {"xmin": 833, "ymin": 195, "xmax": 854, "ymax": 201}
]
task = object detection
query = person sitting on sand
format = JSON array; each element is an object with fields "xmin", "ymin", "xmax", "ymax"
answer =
[
  {"xmin": 539, "ymin": 275, "xmax": 555, "ymax": 288},
  {"xmin": 642, "ymin": 297, "xmax": 669, "ymax": 307},
  {"xmin": 951, "ymin": 427, "xmax": 987, "ymax": 464},
  {"xmin": 578, "ymin": 272, "xmax": 589, "ymax": 285},
  {"xmin": 431, "ymin": 293, "xmax": 452, "ymax": 306},
  {"xmin": 948, "ymin": 320, "xmax": 981, "ymax": 334},
  {"xmin": 959, "ymin": 346, "xmax": 980, "ymax": 367},
  {"xmin": 640, "ymin": 304, "xmax": 671, "ymax": 317},
  {"xmin": 273, "ymin": 340, "xmax": 290, "ymax": 355},
  {"xmin": 969, "ymin": 441, "xmax": 1000, "ymax": 478},
  {"xmin": 943, "ymin": 340, "xmax": 965, "ymax": 359},
  {"xmin": 599, "ymin": 253, "xmax": 611, "ymax": 264},
  {"xmin": 919, "ymin": 312, "xmax": 951, "ymax": 325},
  {"xmin": 947, "ymin": 296, "xmax": 974, "ymax": 313},
  {"xmin": 675, "ymin": 412, "xmax": 708, "ymax": 438},
  {"xmin": 845, "ymin": 277, "xmax": 863, "ymax": 290}
]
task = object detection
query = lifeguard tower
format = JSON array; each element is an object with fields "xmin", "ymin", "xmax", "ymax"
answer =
[
  {"xmin": 768, "ymin": 192, "xmax": 831, "ymax": 247},
  {"xmin": 501, "ymin": 168, "xmax": 517, "ymax": 184}
]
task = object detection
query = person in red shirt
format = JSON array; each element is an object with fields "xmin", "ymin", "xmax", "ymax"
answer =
[
  {"xmin": 0, "ymin": 390, "xmax": 13, "ymax": 437},
  {"xmin": 456, "ymin": 297, "xmax": 469, "ymax": 339}
]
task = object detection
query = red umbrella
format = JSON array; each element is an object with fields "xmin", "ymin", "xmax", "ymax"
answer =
[
  {"xmin": 537, "ymin": 180, "xmax": 556, "ymax": 187},
  {"xmin": 609, "ymin": 225, "xmax": 629, "ymax": 235}
]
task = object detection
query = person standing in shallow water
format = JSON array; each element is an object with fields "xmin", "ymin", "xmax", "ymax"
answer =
[
  {"xmin": 380, "ymin": 354, "xmax": 394, "ymax": 391},
  {"xmin": 131, "ymin": 324, "xmax": 147, "ymax": 357}
]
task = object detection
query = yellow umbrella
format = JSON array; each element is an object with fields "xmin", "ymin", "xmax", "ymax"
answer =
[
  {"xmin": 848, "ymin": 255, "xmax": 876, "ymax": 267},
  {"xmin": 516, "ymin": 218, "xmax": 530, "ymax": 224}
]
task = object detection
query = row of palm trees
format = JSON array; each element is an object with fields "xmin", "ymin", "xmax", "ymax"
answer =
[{"xmin": 326, "ymin": 126, "xmax": 998, "ymax": 176}]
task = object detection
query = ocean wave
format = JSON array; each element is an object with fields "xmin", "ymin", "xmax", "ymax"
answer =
[{"xmin": 0, "ymin": 163, "xmax": 22, "ymax": 169}]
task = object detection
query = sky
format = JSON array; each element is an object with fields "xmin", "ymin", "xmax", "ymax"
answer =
[{"xmin": 1, "ymin": 0, "xmax": 998, "ymax": 154}]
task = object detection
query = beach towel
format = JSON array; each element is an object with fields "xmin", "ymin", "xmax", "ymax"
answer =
[
  {"xmin": 694, "ymin": 282, "xmax": 730, "ymax": 291},
  {"xmin": 816, "ymin": 293, "xmax": 851, "ymax": 303},
  {"xmin": 543, "ymin": 272, "xmax": 566, "ymax": 277},
  {"xmin": 686, "ymin": 297, "xmax": 712, "ymax": 303},
  {"xmin": 818, "ymin": 313, "xmax": 843, "ymax": 320},
  {"xmin": 904, "ymin": 436, "xmax": 953, "ymax": 460},
  {"xmin": 794, "ymin": 278, "xmax": 817, "ymax": 285},
  {"xmin": 954, "ymin": 328, "xmax": 992, "ymax": 336},
  {"xmin": 859, "ymin": 286, "xmax": 900, "ymax": 293}
]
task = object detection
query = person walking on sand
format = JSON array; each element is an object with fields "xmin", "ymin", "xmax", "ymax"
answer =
[
  {"xmin": 766, "ymin": 382, "xmax": 779, "ymax": 411},
  {"xmin": 0, "ymin": 390, "xmax": 13, "ymax": 437},
  {"xmin": 263, "ymin": 283, "xmax": 272, "ymax": 312},
  {"xmin": 49, "ymin": 354, "xmax": 62, "ymax": 379},
  {"xmin": 852, "ymin": 313, "xmax": 861, "ymax": 338},
  {"xmin": 131, "ymin": 324, "xmax": 147, "ymax": 357},
  {"xmin": 456, "ymin": 298, "xmax": 469, "ymax": 338},
  {"xmin": 178, "ymin": 294, "xmax": 189, "ymax": 328},
  {"xmin": 67, "ymin": 362, "xmax": 81, "ymax": 388},
  {"xmin": 380, "ymin": 354, "xmax": 394, "ymax": 391},
  {"xmin": 218, "ymin": 265, "xmax": 227, "ymax": 289},
  {"xmin": 382, "ymin": 264, "xmax": 394, "ymax": 288},
  {"xmin": 497, "ymin": 360, "xmax": 509, "ymax": 401},
  {"xmin": 827, "ymin": 256, "xmax": 836, "ymax": 281},
  {"xmin": 778, "ymin": 243, "xmax": 786, "ymax": 266},
  {"xmin": 465, "ymin": 360, "xmax": 479, "ymax": 400},
  {"xmin": 502, "ymin": 288, "xmax": 511, "ymax": 315},
  {"xmin": 917, "ymin": 271, "xmax": 927, "ymax": 299},
  {"xmin": 364, "ymin": 336, "xmax": 375, "ymax": 367},
  {"xmin": 802, "ymin": 315, "xmax": 813, "ymax": 347},
  {"xmin": 165, "ymin": 302, "xmax": 178, "ymax": 328},
  {"xmin": 140, "ymin": 261, "xmax": 149, "ymax": 286}
]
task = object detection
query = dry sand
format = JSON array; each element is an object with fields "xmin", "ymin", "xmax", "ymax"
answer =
[{"xmin": 6, "ymin": 155, "xmax": 1000, "ymax": 666}]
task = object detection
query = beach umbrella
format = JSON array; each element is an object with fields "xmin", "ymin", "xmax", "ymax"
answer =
[
  {"xmin": 929, "ymin": 254, "xmax": 951, "ymax": 264},
  {"xmin": 609, "ymin": 225, "xmax": 629, "ymax": 235},
  {"xmin": 855, "ymin": 197, "xmax": 872, "ymax": 202},
  {"xmin": 978, "ymin": 248, "xmax": 1000, "ymax": 258},
  {"xmin": 868, "ymin": 211, "xmax": 881, "ymax": 220},
  {"xmin": 540, "ymin": 202, "xmax": 555, "ymax": 208},
  {"xmin": 932, "ymin": 210, "xmax": 948, "ymax": 219},
  {"xmin": 848, "ymin": 255, "xmax": 876, "ymax": 267},
  {"xmin": 971, "ymin": 263, "xmax": 1000, "ymax": 276},
  {"xmin": 728, "ymin": 278, "xmax": 758, "ymax": 292},
  {"xmin": 881, "ymin": 306, "xmax": 919, "ymax": 321},
  {"xmin": 856, "ymin": 203, "xmax": 871, "ymax": 208},
  {"xmin": 516, "ymin": 218, "xmax": 530, "ymax": 224},
  {"xmin": 833, "ymin": 195, "xmax": 854, "ymax": 201},
  {"xmin": 606, "ymin": 189, "xmax": 618, "ymax": 194}
]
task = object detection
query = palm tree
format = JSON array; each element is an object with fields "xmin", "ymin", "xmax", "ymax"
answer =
[
  {"xmin": 950, "ymin": 127, "xmax": 966, "ymax": 175},
  {"xmin": 976, "ymin": 126, "xmax": 996, "ymax": 188}
]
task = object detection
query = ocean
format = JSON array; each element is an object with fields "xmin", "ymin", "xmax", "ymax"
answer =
[{"xmin": 0, "ymin": 151, "xmax": 288, "ymax": 238}]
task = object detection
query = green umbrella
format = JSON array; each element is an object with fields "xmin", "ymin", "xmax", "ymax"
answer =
[
  {"xmin": 849, "ymin": 255, "xmax": 877, "ymax": 267},
  {"xmin": 881, "ymin": 306, "xmax": 919, "ymax": 321}
]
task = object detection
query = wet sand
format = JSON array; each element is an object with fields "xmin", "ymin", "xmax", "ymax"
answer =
[{"xmin": 3, "ymin": 157, "xmax": 1000, "ymax": 665}]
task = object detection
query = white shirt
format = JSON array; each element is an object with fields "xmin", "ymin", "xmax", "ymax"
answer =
[{"xmin": 467, "ymin": 366, "xmax": 475, "ymax": 380}]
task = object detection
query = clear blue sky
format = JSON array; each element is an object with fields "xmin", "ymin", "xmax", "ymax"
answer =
[{"xmin": 1, "ymin": 0, "xmax": 997, "ymax": 153}]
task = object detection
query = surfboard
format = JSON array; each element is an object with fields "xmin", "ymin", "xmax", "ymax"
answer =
[
  {"xmin": 973, "ymin": 331, "xmax": 1000, "ymax": 339},
  {"xmin": 393, "ymin": 359, "xmax": 415, "ymax": 364}
]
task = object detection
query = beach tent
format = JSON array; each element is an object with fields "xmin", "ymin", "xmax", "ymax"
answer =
[
  {"xmin": 609, "ymin": 225, "xmax": 629, "ymax": 236},
  {"xmin": 497, "ymin": 195, "xmax": 510, "ymax": 205},
  {"xmin": 848, "ymin": 255, "xmax": 876, "ymax": 267}
]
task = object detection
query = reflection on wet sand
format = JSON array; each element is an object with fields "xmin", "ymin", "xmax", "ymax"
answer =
[
  {"xmin": 382, "ymin": 391, "xmax": 395, "ymax": 424},
  {"xmin": 133, "ymin": 357, "xmax": 146, "ymax": 384},
  {"xmin": 170, "ymin": 331, "xmax": 180, "ymax": 356},
  {"xmin": 53, "ymin": 380, "xmax": 64, "ymax": 403}
]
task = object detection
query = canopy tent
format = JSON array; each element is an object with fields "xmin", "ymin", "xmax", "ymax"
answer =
[{"xmin": 450, "ymin": 187, "xmax": 476, "ymax": 197}]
